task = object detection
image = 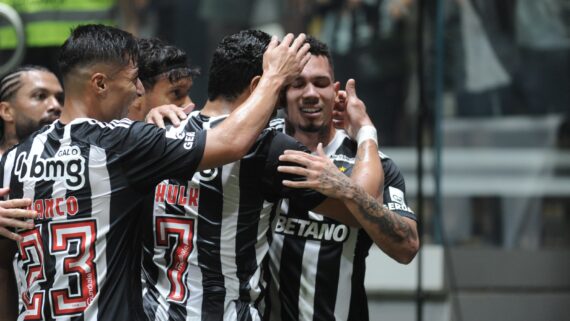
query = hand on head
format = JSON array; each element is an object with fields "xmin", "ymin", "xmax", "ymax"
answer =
[{"xmin": 263, "ymin": 33, "xmax": 312, "ymax": 85}]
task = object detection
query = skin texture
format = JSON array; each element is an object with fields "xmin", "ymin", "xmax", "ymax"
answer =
[
  {"xmin": 280, "ymin": 57, "xmax": 419, "ymax": 263},
  {"xmin": 128, "ymin": 76, "xmax": 194, "ymax": 122},
  {"xmin": 0, "ymin": 70, "xmax": 64, "ymax": 153}
]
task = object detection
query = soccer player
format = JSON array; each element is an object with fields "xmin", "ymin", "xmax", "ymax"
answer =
[
  {"xmin": 128, "ymin": 37, "xmax": 198, "ymax": 122},
  {"xmin": 140, "ymin": 30, "xmax": 381, "ymax": 321},
  {"xmin": 0, "ymin": 24, "xmax": 310, "ymax": 320},
  {"xmin": 263, "ymin": 37, "xmax": 419, "ymax": 321},
  {"xmin": 0, "ymin": 66, "xmax": 64, "ymax": 155}
]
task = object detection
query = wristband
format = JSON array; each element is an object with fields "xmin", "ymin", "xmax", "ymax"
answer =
[{"xmin": 356, "ymin": 125, "xmax": 378, "ymax": 147}]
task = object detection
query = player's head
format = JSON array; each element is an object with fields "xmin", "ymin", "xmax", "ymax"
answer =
[
  {"xmin": 207, "ymin": 29, "xmax": 272, "ymax": 102},
  {"xmin": 0, "ymin": 66, "xmax": 63, "ymax": 142},
  {"xmin": 128, "ymin": 38, "xmax": 198, "ymax": 121},
  {"xmin": 283, "ymin": 36, "xmax": 339, "ymax": 135},
  {"xmin": 58, "ymin": 24, "xmax": 144, "ymax": 122}
]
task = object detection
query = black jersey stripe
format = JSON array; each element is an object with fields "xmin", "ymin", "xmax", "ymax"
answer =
[
  {"xmin": 235, "ymin": 155, "xmax": 263, "ymax": 302},
  {"xmin": 312, "ymin": 242, "xmax": 343, "ymax": 321},
  {"xmin": 278, "ymin": 203, "xmax": 309, "ymax": 321}
]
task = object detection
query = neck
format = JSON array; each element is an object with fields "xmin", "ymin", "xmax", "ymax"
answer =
[
  {"xmin": 0, "ymin": 127, "xmax": 19, "ymax": 154},
  {"xmin": 289, "ymin": 123, "xmax": 336, "ymax": 152},
  {"xmin": 200, "ymin": 93, "xmax": 248, "ymax": 117},
  {"xmin": 59, "ymin": 94, "xmax": 96, "ymax": 124}
]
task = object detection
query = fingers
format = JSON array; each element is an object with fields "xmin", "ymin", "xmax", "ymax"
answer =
[
  {"xmin": 0, "ymin": 187, "xmax": 9, "ymax": 196},
  {"xmin": 279, "ymin": 152, "xmax": 315, "ymax": 168},
  {"xmin": 0, "ymin": 207, "xmax": 37, "ymax": 220},
  {"xmin": 0, "ymin": 198, "xmax": 32, "ymax": 209},
  {"xmin": 182, "ymin": 103, "xmax": 195, "ymax": 114},
  {"xmin": 299, "ymin": 49, "xmax": 312, "ymax": 70},
  {"xmin": 345, "ymin": 78, "xmax": 357, "ymax": 99},
  {"xmin": 0, "ymin": 216, "xmax": 34, "ymax": 230},
  {"xmin": 0, "ymin": 227, "xmax": 23, "ymax": 241},
  {"xmin": 290, "ymin": 33, "xmax": 307, "ymax": 52},
  {"xmin": 281, "ymin": 179, "xmax": 314, "ymax": 189},
  {"xmin": 267, "ymin": 35, "xmax": 279, "ymax": 51},
  {"xmin": 277, "ymin": 164, "xmax": 311, "ymax": 177},
  {"xmin": 279, "ymin": 33, "xmax": 294, "ymax": 48},
  {"xmin": 166, "ymin": 109, "xmax": 181, "ymax": 127},
  {"xmin": 316, "ymin": 143, "xmax": 326, "ymax": 157},
  {"xmin": 149, "ymin": 113, "xmax": 165, "ymax": 128}
]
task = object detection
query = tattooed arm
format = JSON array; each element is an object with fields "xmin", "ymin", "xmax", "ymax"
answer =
[{"xmin": 279, "ymin": 144, "xmax": 419, "ymax": 264}]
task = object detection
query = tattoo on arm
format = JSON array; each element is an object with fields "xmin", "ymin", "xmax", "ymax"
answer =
[{"xmin": 351, "ymin": 185, "xmax": 417, "ymax": 242}]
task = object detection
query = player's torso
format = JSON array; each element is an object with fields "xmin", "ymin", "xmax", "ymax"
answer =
[
  {"xmin": 264, "ymin": 127, "xmax": 372, "ymax": 321},
  {"xmin": 142, "ymin": 112, "xmax": 274, "ymax": 321},
  {"xmin": 3, "ymin": 119, "xmax": 146, "ymax": 321}
]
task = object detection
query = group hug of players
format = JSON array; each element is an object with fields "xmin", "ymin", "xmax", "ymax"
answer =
[{"xmin": 0, "ymin": 24, "xmax": 418, "ymax": 321}]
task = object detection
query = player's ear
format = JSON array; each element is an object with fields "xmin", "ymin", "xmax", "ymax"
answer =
[
  {"xmin": 333, "ymin": 81, "xmax": 341, "ymax": 94},
  {"xmin": 91, "ymin": 73, "xmax": 108, "ymax": 95},
  {"xmin": 0, "ymin": 101, "xmax": 15, "ymax": 123},
  {"xmin": 249, "ymin": 75, "xmax": 262, "ymax": 94}
]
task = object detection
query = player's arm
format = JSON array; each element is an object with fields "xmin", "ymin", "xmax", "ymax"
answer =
[
  {"xmin": 197, "ymin": 33, "xmax": 311, "ymax": 170},
  {"xmin": 280, "ymin": 79, "xmax": 384, "ymax": 225},
  {"xmin": 0, "ymin": 239, "xmax": 18, "ymax": 321},
  {"xmin": 279, "ymin": 147, "xmax": 419, "ymax": 263}
]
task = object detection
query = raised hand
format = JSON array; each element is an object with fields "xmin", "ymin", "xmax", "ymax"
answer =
[
  {"xmin": 0, "ymin": 188, "xmax": 36, "ymax": 241},
  {"xmin": 334, "ymin": 79, "xmax": 374, "ymax": 140},
  {"xmin": 263, "ymin": 33, "xmax": 311, "ymax": 86}
]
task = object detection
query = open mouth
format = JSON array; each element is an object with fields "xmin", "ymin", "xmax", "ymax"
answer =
[{"xmin": 300, "ymin": 107, "xmax": 323, "ymax": 114}]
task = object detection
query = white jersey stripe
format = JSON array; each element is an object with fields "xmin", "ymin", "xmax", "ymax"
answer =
[
  {"xmin": 298, "ymin": 240, "xmax": 319, "ymax": 321},
  {"xmin": 334, "ymin": 227, "xmax": 359, "ymax": 321},
  {"xmin": 84, "ymin": 145, "xmax": 110, "ymax": 321}
]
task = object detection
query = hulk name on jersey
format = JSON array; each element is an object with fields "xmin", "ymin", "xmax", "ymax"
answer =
[
  {"xmin": 264, "ymin": 121, "xmax": 416, "ymax": 321},
  {"xmin": 0, "ymin": 118, "xmax": 206, "ymax": 321},
  {"xmin": 142, "ymin": 111, "xmax": 325, "ymax": 321}
]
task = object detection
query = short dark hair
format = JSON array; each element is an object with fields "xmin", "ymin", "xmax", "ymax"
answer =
[
  {"xmin": 58, "ymin": 24, "xmax": 139, "ymax": 78},
  {"xmin": 137, "ymin": 38, "xmax": 199, "ymax": 90},
  {"xmin": 207, "ymin": 29, "xmax": 272, "ymax": 101},
  {"xmin": 305, "ymin": 35, "xmax": 334, "ymax": 72}
]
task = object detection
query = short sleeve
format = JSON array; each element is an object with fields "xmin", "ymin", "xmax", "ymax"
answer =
[
  {"xmin": 382, "ymin": 158, "xmax": 416, "ymax": 221},
  {"xmin": 106, "ymin": 120, "xmax": 207, "ymax": 189},
  {"xmin": 260, "ymin": 130, "xmax": 326, "ymax": 211}
]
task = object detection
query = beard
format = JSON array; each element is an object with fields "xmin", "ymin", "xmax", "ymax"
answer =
[{"xmin": 15, "ymin": 113, "xmax": 59, "ymax": 141}]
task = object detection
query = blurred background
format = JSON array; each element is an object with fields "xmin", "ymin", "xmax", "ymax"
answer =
[{"xmin": 1, "ymin": 0, "xmax": 569, "ymax": 320}]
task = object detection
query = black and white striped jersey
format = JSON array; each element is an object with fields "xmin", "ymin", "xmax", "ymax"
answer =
[
  {"xmin": 141, "ymin": 112, "xmax": 325, "ymax": 321},
  {"xmin": 0, "ymin": 117, "xmax": 206, "ymax": 321},
  {"xmin": 263, "ymin": 123, "xmax": 416, "ymax": 321}
]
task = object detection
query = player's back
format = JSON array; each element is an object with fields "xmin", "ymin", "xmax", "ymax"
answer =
[
  {"xmin": 1, "ymin": 117, "xmax": 206, "ymax": 321},
  {"xmin": 142, "ymin": 112, "xmax": 324, "ymax": 321}
]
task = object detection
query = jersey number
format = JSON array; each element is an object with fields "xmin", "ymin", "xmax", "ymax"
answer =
[
  {"xmin": 18, "ymin": 220, "xmax": 98, "ymax": 320},
  {"xmin": 155, "ymin": 217, "xmax": 195, "ymax": 303}
]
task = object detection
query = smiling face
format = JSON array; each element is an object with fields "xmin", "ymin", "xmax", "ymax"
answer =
[{"xmin": 284, "ymin": 55, "xmax": 339, "ymax": 136}]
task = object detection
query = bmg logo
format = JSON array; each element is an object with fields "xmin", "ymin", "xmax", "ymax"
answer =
[{"xmin": 14, "ymin": 146, "xmax": 86, "ymax": 190}]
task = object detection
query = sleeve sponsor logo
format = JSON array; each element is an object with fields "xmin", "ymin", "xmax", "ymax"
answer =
[
  {"xmin": 14, "ymin": 146, "xmax": 86, "ymax": 191},
  {"xmin": 386, "ymin": 186, "xmax": 414, "ymax": 213},
  {"xmin": 273, "ymin": 215, "xmax": 350, "ymax": 243},
  {"xmin": 166, "ymin": 128, "xmax": 196, "ymax": 150}
]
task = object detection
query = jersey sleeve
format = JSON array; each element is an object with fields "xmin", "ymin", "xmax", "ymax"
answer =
[
  {"xmin": 382, "ymin": 158, "xmax": 416, "ymax": 221},
  {"xmin": 97, "ymin": 119, "xmax": 207, "ymax": 189},
  {"xmin": 260, "ymin": 130, "xmax": 326, "ymax": 210}
]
